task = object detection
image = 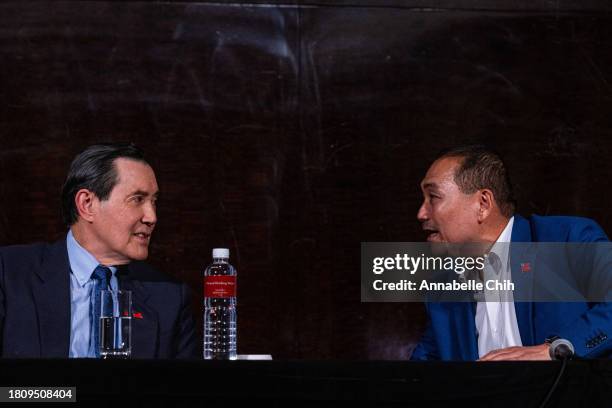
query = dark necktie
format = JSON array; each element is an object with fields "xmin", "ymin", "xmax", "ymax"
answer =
[{"xmin": 91, "ymin": 265, "xmax": 112, "ymax": 358}]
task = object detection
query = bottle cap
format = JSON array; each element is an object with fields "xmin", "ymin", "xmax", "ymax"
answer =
[{"xmin": 212, "ymin": 248, "xmax": 230, "ymax": 259}]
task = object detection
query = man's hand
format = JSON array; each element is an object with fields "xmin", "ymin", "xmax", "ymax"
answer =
[{"xmin": 478, "ymin": 344, "xmax": 550, "ymax": 361}]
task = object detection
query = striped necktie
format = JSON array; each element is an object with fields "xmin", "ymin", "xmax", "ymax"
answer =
[{"xmin": 90, "ymin": 265, "xmax": 112, "ymax": 358}]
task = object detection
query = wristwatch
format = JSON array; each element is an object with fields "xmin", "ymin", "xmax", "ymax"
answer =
[{"xmin": 544, "ymin": 335, "xmax": 560, "ymax": 344}]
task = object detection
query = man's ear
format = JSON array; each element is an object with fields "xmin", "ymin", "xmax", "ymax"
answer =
[
  {"xmin": 477, "ymin": 189, "xmax": 495, "ymax": 222},
  {"xmin": 74, "ymin": 189, "xmax": 98, "ymax": 223}
]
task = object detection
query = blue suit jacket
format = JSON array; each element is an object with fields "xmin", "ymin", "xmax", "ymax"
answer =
[
  {"xmin": 410, "ymin": 214, "xmax": 611, "ymax": 360},
  {"xmin": 0, "ymin": 239, "xmax": 198, "ymax": 358}
]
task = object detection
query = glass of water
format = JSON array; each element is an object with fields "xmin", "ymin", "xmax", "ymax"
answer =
[{"xmin": 99, "ymin": 290, "xmax": 132, "ymax": 359}]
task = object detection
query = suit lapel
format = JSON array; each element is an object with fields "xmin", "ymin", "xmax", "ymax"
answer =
[
  {"xmin": 32, "ymin": 239, "xmax": 72, "ymax": 357},
  {"xmin": 456, "ymin": 302, "xmax": 479, "ymax": 360},
  {"xmin": 510, "ymin": 215, "xmax": 535, "ymax": 346},
  {"xmin": 118, "ymin": 268, "xmax": 159, "ymax": 358}
]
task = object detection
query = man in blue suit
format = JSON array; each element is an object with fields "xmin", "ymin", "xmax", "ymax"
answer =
[
  {"xmin": 0, "ymin": 143, "xmax": 197, "ymax": 358},
  {"xmin": 410, "ymin": 145, "xmax": 610, "ymax": 361}
]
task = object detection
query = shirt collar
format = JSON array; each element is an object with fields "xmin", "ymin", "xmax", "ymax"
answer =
[
  {"xmin": 489, "ymin": 216, "xmax": 514, "ymax": 268},
  {"xmin": 496, "ymin": 216, "xmax": 514, "ymax": 244},
  {"xmin": 66, "ymin": 229, "xmax": 117, "ymax": 287}
]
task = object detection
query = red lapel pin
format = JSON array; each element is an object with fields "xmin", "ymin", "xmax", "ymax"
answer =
[
  {"xmin": 133, "ymin": 312, "xmax": 143, "ymax": 319},
  {"xmin": 520, "ymin": 262, "xmax": 531, "ymax": 273}
]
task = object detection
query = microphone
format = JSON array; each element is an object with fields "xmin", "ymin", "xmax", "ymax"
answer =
[
  {"xmin": 549, "ymin": 338, "xmax": 575, "ymax": 360},
  {"xmin": 540, "ymin": 339, "xmax": 574, "ymax": 408}
]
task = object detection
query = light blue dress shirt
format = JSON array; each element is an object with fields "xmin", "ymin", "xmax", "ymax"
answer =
[{"xmin": 67, "ymin": 230, "xmax": 118, "ymax": 358}]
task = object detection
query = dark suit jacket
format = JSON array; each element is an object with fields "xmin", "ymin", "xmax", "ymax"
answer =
[{"xmin": 0, "ymin": 238, "xmax": 198, "ymax": 358}]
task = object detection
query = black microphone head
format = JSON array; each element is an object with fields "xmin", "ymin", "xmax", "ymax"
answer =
[{"xmin": 550, "ymin": 338, "xmax": 575, "ymax": 360}]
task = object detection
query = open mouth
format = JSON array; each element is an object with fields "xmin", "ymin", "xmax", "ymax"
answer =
[
  {"xmin": 424, "ymin": 229, "xmax": 441, "ymax": 242},
  {"xmin": 133, "ymin": 232, "xmax": 151, "ymax": 241}
]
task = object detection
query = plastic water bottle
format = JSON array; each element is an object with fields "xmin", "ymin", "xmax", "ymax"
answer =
[{"xmin": 203, "ymin": 248, "xmax": 237, "ymax": 360}]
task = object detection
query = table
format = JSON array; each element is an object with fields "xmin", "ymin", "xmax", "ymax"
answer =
[{"xmin": 0, "ymin": 359, "xmax": 609, "ymax": 407}]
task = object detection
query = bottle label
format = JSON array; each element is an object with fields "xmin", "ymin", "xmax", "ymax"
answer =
[{"xmin": 204, "ymin": 276, "xmax": 237, "ymax": 298}]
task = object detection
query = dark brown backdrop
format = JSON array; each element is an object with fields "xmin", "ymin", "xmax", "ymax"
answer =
[{"xmin": 0, "ymin": 1, "xmax": 611, "ymax": 359}]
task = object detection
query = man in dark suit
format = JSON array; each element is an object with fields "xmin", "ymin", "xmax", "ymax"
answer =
[
  {"xmin": 0, "ymin": 143, "xmax": 197, "ymax": 358},
  {"xmin": 410, "ymin": 145, "xmax": 611, "ymax": 361}
]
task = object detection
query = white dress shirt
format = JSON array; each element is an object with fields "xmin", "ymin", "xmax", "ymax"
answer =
[{"xmin": 475, "ymin": 216, "xmax": 523, "ymax": 357}]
